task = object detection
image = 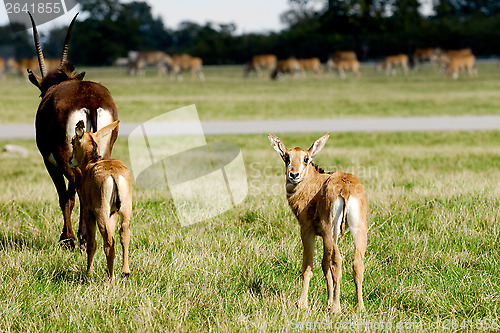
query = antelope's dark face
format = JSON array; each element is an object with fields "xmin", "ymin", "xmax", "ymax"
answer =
[{"xmin": 268, "ymin": 133, "xmax": 330, "ymax": 185}]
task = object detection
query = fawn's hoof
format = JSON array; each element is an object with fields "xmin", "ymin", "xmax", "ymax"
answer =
[
  {"xmin": 121, "ymin": 272, "xmax": 130, "ymax": 279},
  {"xmin": 297, "ymin": 300, "xmax": 309, "ymax": 310},
  {"xmin": 327, "ymin": 301, "xmax": 341, "ymax": 314}
]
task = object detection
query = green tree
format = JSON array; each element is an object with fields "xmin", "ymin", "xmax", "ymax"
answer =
[{"xmin": 0, "ymin": 24, "xmax": 33, "ymax": 59}]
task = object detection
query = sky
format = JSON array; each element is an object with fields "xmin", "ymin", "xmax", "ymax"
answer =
[{"xmin": 0, "ymin": 0, "xmax": 292, "ymax": 34}]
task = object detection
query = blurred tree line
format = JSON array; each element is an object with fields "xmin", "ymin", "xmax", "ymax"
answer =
[{"xmin": 1, "ymin": 0, "xmax": 500, "ymax": 65}]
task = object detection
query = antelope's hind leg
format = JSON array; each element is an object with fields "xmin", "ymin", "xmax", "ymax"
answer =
[
  {"xmin": 85, "ymin": 210, "xmax": 97, "ymax": 274},
  {"xmin": 96, "ymin": 209, "xmax": 117, "ymax": 281},
  {"xmin": 326, "ymin": 197, "xmax": 345, "ymax": 313},
  {"xmin": 119, "ymin": 209, "xmax": 131, "ymax": 279},
  {"xmin": 44, "ymin": 159, "xmax": 77, "ymax": 249}
]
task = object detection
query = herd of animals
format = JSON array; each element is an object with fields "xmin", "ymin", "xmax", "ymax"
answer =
[
  {"xmin": 0, "ymin": 45, "xmax": 481, "ymax": 82},
  {"xmin": 1, "ymin": 13, "xmax": 489, "ymax": 313},
  {"xmin": 244, "ymin": 48, "xmax": 478, "ymax": 79}
]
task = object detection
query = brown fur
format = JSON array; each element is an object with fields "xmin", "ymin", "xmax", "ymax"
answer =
[
  {"xmin": 244, "ymin": 54, "xmax": 277, "ymax": 77},
  {"xmin": 413, "ymin": 47, "xmax": 441, "ymax": 69},
  {"xmin": 439, "ymin": 48, "xmax": 473, "ymax": 73},
  {"xmin": 377, "ymin": 54, "xmax": 409, "ymax": 76},
  {"xmin": 269, "ymin": 133, "xmax": 368, "ymax": 313},
  {"xmin": 128, "ymin": 51, "xmax": 171, "ymax": 76},
  {"xmin": 170, "ymin": 53, "xmax": 205, "ymax": 80},
  {"xmin": 271, "ymin": 58, "xmax": 301, "ymax": 80},
  {"xmin": 70, "ymin": 121, "xmax": 132, "ymax": 281},
  {"xmin": 29, "ymin": 14, "xmax": 119, "ymax": 250},
  {"xmin": 327, "ymin": 58, "xmax": 361, "ymax": 79},
  {"xmin": 332, "ymin": 51, "xmax": 357, "ymax": 62},
  {"xmin": 446, "ymin": 54, "xmax": 476, "ymax": 78},
  {"xmin": 298, "ymin": 58, "xmax": 322, "ymax": 76}
]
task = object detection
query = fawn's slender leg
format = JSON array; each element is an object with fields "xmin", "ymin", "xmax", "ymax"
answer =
[
  {"xmin": 97, "ymin": 210, "xmax": 116, "ymax": 281},
  {"xmin": 119, "ymin": 210, "xmax": 131, "ymax": 278},
  {"xmin": 86, "ymin": 210, "xmax": 97, "ymax": 274},
  {"xmin": 331, "ymin": 241, "xmax": 342, "ymax": 313},
  {"xmin": 353, "ymin": 226, "xmax": 367, "ymax": 311},
  {"xmin": 298, "ymin": 229, "xmax": 315, "ymax": 309},
  {"xmin": 322, "ymin": 229, "xmax": 335, "ymax": 309},
  {"xmin": 348, "ymin": 197, "xmax": 368, "ymax": 312}
]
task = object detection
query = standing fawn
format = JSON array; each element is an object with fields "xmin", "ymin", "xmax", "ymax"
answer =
[
  {"xmin": 70, "ymin": 120, "xmax": 132, "ymax": 281},
  {"xmin": 268, "ymin": 133, "xmax": 368, "ymax": 313}
]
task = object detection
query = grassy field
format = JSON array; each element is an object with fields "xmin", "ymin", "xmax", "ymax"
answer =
[
  {"xmin": 1, "ymin": 62, "xmax": 500, "ymax": 124},
  {"xmin": 0, "ymin": 65, "xmax": 500, "ymax": 331}
]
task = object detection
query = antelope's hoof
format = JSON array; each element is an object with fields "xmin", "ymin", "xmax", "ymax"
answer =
[
  {"xmin": 78, "ymin": 238, "xmax": 87, "ymax": 253},
  {"xmin": 328, "ymin": 305, "xmax": 341, "ymax": 314},
  {"xmin": 297, "ymin": 300, "xmax": 309, "ymax": 310},
  {"xmin": 121, "ymin": 272, "xmax": 130, "ymax": 279},
  {"xmin": 59, "ymin": 236, "xmax": 76, "ymax": 250},
  {"xmin": 77, "ymin": 231, "xmax": 87, "ymax": 249}
]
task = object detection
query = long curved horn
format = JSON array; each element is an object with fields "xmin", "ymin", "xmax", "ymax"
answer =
[
  {"xmin": 60, "ymin": 13, "xmax": 79, "ymax": 66},
  {"xmin": 28, "ymin": 12, "xmax": 47, "ymax": 77}
]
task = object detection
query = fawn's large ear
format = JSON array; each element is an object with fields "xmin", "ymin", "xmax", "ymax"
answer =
[
  {"xmin": 309, "ymin": 133, "xmax": 330, "ymax": 159},
  {"xmin": 75, "ymin": 120, "xmax": 85, "ymax": 139},
  {"xmin": 95, "ymin": 120, "xmax": 119, "ymax": 143},
  {"xmin": 268, "ymin": 134, "xmax": 287, "ymax": 159}
]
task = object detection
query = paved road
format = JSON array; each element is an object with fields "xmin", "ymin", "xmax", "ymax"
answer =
[{"xmin": 1, "ymin": 115, "xmax": 500, "ymax": 140}]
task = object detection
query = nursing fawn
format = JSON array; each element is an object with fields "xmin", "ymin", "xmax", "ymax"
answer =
[{"xmin": 70, "ymin": 120, "xmax": 132, "ymax": 281}]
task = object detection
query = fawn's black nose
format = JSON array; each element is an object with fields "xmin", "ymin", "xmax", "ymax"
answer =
[{"xmin": 289, "ymin": 172, "xmax": 299, "ymax": 180}]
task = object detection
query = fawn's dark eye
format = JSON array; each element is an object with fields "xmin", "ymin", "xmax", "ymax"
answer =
[{"xmin": 303, "ymin": 157, "xmax": 309, "ymax": 164}]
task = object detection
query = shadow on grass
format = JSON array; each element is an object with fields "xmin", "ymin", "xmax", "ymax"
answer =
[
  {"xmin": 0, "ymin": 230, "xmax": 53, "ymax": 251},
  {"xmin": 35, "ymin": 265, "xmax": 93, "ymax": 285}
]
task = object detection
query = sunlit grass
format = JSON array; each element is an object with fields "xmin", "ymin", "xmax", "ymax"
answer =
[
  {"xmin": 1, "ymin": 62, "xmax": 500, "ymax": 124},
  {"xmin": 0, "ymin": 129, "xmax": 499, "ymax": 331}
]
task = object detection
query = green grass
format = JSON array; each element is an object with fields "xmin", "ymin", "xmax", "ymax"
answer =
[
  {"xmin": 1, "ymin": 130, "xmax": 500, "ymax": 331},
  {"xmin": 0, "ymin": 65, "xmax": 500, "ymax": 331},
  {"xmin": 1, "ymin": 62, "xmax": 500, "ymax": 124}
]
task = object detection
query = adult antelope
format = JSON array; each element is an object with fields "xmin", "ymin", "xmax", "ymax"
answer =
[
  {"xmin": 170, "ymin": 53, "xmax": 204, "ymax": 81},
  {"xmin": 332, "ymin": 51, "xmax": 357, "ymax": 62},
  {"xmin": 128, "ymin": 51, "xmax": 172, "ymax": 76},
  {"xmin": 298, "ymin": 58, "xmax": 322, "ymax": 77},
  {"xmin": 438, "ymin": 48, "xmax": 472, "ymax": 72},
  {"xmin": 328, "ymin": 58, "xmax": 361, "ymax": 79},
  {"xmin": 244, "ymin": 54, "xmax": 277, "ymax": 77},
  {"xmin": 29, "ymin": 13, "xmax": 119, "ymax": 249},
  {"xmin": 446, "ymin": 54, "xmax": 476, "ymax": 79},
  {"xmin": 412, "ymin": 47, "xmax": 440, "ymax": 69},
  {"xmin": 270, "ymin": 58, "xmax": 301, "ymax": 80},
  {"xmin": 70, "ymin": 120, "xmax": 132, "ymax": 281},
  {"xmin": 376, "ymin": 54, "xmax": 409, "ymax": 76},
  {"xmin": 268, "ymin": 134, "xmax": 368, "ymax": 313}
]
